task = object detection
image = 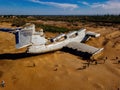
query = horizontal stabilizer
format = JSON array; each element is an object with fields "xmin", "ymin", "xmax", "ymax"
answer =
[
  {"xmin": 66, "ymin": 42, "xmax": 103, "ymax": 55},
  {"xmin": 0, "ymin": 28, "xmax": 14, "ymax": 33}
]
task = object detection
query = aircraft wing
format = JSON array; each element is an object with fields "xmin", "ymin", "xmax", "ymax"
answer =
[{"xmin": 66, "ymin": 42, "xmax": 103, "ymax": 55}]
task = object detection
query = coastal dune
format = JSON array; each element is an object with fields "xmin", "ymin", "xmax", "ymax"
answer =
[{"xmin": 0, "ymin": 22, "xmax": 120, "ymax": 90}]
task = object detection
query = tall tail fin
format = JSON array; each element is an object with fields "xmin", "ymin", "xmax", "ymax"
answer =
[{"xmin": 14, "ymin": 29, "xmax": 32, "ymax": 49}]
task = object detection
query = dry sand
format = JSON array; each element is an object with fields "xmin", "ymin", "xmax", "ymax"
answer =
[{"xmin": 0, "ymin": 22, "xmax": 120, "ymax": 90}]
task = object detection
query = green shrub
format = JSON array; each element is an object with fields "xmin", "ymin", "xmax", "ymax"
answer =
[
  {"xmin": 11, "ymin": 19, "xmax": 26, "ymax": 27},
  {"xmin": 35, "ymin": 24, "xmax": 69, "ymax": 33}
]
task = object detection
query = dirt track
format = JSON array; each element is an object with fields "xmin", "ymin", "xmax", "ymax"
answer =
[{"xmin": 0, "ymin": 22, "xmax": 120, "ymax": 90}]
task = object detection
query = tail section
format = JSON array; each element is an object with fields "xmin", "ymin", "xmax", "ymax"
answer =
[
  {"xmin": 14, "ymin": 23, "xmax": 35, "ymax": 49},
  {"xmin": 14, "ymin": 29, "xmax": 32, "ymax": 49},
  {"xmin": 14, "ymin": 23, "xmax": 46, "ymax": 49}
]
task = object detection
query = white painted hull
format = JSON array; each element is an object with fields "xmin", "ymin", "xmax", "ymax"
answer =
[{"xmin": 27, "ymin": 31, "xmax": 85, "ymax": 53}]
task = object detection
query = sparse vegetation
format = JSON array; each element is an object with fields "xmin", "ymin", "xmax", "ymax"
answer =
[
  {"xmin": 35, "ymin": 23, "xmax": 69, "ymax": 33},
  {"xmin": 0, "ymin": 15, "xmax": 120, "ymax": 32},
  {"xmin": 11, "ymin": 18, "xmax": 26, "ymax": 27},
  {"xmin": 0, "ymin": 15, "xmax": 120, "ymax": 24},
  {"xmin": 31, "ymin": 15, "xmax": 120, "ymax": 24}
]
